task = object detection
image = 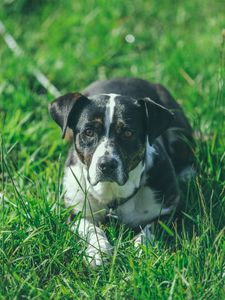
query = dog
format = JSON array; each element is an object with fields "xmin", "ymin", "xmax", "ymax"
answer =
[{"xmin": 49, "ymin": 77, "xmax": 194, "ymax": 267}]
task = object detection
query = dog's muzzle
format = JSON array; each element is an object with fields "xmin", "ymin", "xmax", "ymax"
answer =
[{"xmin": 88, "ymin": 156, "xmax": 128, "ymax": 186}]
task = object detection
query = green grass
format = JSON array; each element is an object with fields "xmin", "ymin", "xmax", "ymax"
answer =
[{"xmin": 0, "ymin": 0, "xmax": 224, "ymax": 299}]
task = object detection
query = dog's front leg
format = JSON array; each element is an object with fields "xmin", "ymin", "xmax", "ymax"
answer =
[{"xmin": 71, "ymin": 218, "xmax": 112, "ymax": 267}]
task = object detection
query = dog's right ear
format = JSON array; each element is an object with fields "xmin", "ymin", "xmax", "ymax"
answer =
[
  {"xmin": 49, "ymin": 92, "xmax": 88, "ymax": 138},
  {"xmin": 139, "ymin": 97, "xmax": 174, "ymax": 144}
]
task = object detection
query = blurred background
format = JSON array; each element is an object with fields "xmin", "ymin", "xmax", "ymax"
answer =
[{"xmin": 1, "ymin": 0, "xmax": 224, "ymax": 101}]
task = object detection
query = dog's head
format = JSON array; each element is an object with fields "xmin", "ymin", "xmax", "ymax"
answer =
[{"xmin": 49, "ymin": 92, "xmax": 173, "ymax": 186}]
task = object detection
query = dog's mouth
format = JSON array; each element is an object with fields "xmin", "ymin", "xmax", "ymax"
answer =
[{"xmin": 87, "ymin": 172, "xmax": 128, "ymax": 187}]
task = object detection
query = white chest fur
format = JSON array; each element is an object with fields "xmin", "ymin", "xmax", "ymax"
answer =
[
  {"xmin": 116, "ymin": 186, "xmax": 172, "ymax": 228},
  {"xmin": 63, "ymin": 158, "xmax": 145, "ymax": 222}
]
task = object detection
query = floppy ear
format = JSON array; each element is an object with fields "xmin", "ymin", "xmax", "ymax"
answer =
[
  {"xmin": 49, "ymin": 92, "xmax": 88, "ymax": 138},
  {"xmin": 140, "ymin": 97, "xmax": 174, "ymax": 144}
]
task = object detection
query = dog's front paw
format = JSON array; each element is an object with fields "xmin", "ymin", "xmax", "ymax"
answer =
[
  {"xmin": 86, "ymin": 239, "xmax": 112, "ymax": 267},
  {"xmin": 133, "ymin": 224, "xmax": 155, "ymax": 248}
]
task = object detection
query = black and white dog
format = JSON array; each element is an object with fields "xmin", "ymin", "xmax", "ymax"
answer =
[{"xmin": 49, "ymin": 78, "xmax": 194, "ymax": 266}]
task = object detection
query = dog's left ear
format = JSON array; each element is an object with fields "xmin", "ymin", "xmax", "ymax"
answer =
[
  {"xmin": 49, "ymin": 92, "xmax": 88, "ymax": 138},
  {"xmin": 140, "ymin": 97, "xmax": 174, "ymax": 144}
]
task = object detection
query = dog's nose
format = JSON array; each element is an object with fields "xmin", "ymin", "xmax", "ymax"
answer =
[{"xmin": 98, "ymin": 157, "xmax": 118, "ymax": 172}]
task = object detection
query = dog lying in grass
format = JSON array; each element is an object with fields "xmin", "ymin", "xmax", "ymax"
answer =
[{"xmin": 49, "ymin": 77, "xmax": 194, "ymax": 267}]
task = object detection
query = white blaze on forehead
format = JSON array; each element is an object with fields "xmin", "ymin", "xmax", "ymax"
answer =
[
  {"xmin": 88, "ymin": 94, "xmax": 122, "ymax": 185},
  {"xmin": 105, "ymin": 93, "xmax": 117, "ymax": 137}
]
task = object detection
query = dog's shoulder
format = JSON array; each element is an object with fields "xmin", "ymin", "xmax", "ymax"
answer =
[{"xmin": 144, "ymin": 139, "xmax": 180, "ymax": 208}]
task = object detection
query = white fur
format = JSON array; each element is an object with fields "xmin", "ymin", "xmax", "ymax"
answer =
[
  {"xmin": 71, "ymin": 218, "xmax": 112, "ymax": 267},
  {"xmin": 64, "ymin": 159, "xmax": 107, "ymax": 222},
  {"xmin": 64, "ymin": 159, "xmax": 87, "ymax": 209},
  {"xmin": 88, "ymin": 138, "xmax": 108, "ymax": 184},
  {"xmin": 105, "ymin": 93, "xmax": 117, "ymax": 136}
]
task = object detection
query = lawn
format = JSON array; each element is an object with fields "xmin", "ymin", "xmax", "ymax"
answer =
[{"xmin": 0, "ymin": 0, "xmax": 224, "ymax": 299}]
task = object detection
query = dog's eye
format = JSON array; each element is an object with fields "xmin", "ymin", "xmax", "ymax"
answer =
[
  {"xmin": 123, "ymin": 129, "xmax": 133, "ymax": 139},
  {"xmin": 84, "ymin": 128, "xmax": 94, "ymax": 137}
]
